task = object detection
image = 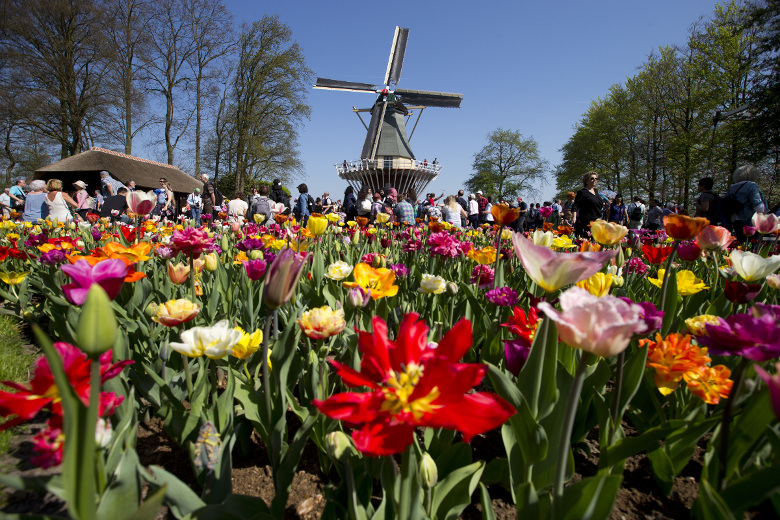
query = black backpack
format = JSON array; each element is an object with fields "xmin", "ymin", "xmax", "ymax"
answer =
[
  {"xmin": 213, "ymin": 187, "xmax": 224, "ymax": 207},
  {"xmin": 629, "ymin": 204, "xmax": 643, "ymax": 221},
  {"xmin": 249, "ymin": 196, "xmax": 272, "ymax": 222},
  {"xmin": 720, "ymin": 183, "xmax": 747, "ymax": 225}
]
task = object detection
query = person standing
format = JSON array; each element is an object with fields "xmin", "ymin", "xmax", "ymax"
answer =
[
  {"xmin": 227, "ymin": 192, "xmax": 248, "ymax": 223},
  {"xmin": 456, "ymin": 189, "xmax": 469, "ymax": 213},
  {"xmin": 725, "ymin": 164, "xmax": 766, "ymax": 241},
  {"xmin": 343, "ymin": 186, "xmax": 357, "ymax": 222},
  {"xmin": 573, "ymin": 171, "xmax": 604, "ymax": 237},
  {"xmin": 201, "ymin": 174, "xmax": 216, "ymax": 220},
  {"xmin": 393, "ymin": 192, "xmax": 416, "ymax": 225},
  {"xmin": 476, "ymin": 191, "xmax": 488, "ymax": 223},
  {"xmin": 293, "ymin": 183, "xmax": 312, "ymax": 225},
  {"xmin": 468, "ymin": 194, "xmax": 479, "ymax": 228},
  {"xmin": 127, "ymin": 180, "xmax": 137, "ymax": 192},
  {"xmin": 608, "ymin": 194, "xmax": 628, "ymax": 225},
  {"xmin": 100, "ymin": 171, "xmax": 126, "ymax": 198},
  {"xmin": 22, "ymin": 180, "xmax": 49, "ymax": 222},
  {"xmin": 516, "ymin": 196, "xmax": 528, "ymax": 232},
  {"xmin": 187, "ymin": 188, "xmax": 202, "ymax": 222},
  {"xmin": 9, "ymin": 179, "xmax": 26, "ymax": 210},
  {"xmin": 44, "ymin": 179, "xmax": 81, "ymax": 222},
  {"xmin": 322, "ymin": 191, "xmax": 334, "ymax": 213},
  {"xmin": 693, "ymin": 177, "xmax": 721, "ymax": 225},
  {"xmin": 73, "ymin": 180, "xmax": 91, "ymax": 220},
  {"xmin": 100, "ymin": 187, "xmax": 131, "ymax": 224},
  {"xmin": 645, "ymin": 200, "xmax": 664, "ymax": 231},
  {"xmin": 160, "ymin": 179, "xmax": 175, "ymax": 220},
  {"xmin": 0, "ymin": 188, "xmax": 11, "ymax": 217},
  {"xmin": 626, "ymin": 196, "xmax": 646, "ymax": 230}
]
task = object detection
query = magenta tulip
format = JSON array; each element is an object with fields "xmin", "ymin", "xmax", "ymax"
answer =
[{"xmin": 61, "ymin": 259, "xmax": 129, "ymax": 305}]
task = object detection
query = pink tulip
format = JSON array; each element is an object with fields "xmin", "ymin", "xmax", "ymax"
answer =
[
  {"xmin": 743, "ymin": 225, "xmax": 757, "ymax": 237},
  {"xmin": 538, "ymin": 287, "xmax": 647, "ymax": 357},
  {"xmin": 61, "ymin": 259, "xmax": 129, "ymax": 305},
  {"xmin": 695, "ymin": 225, "xmax": 734, "ymax": 251},
  {"xmin": 511, "ymin": 233, "xmax": 617, "ymax": 292},
  {"xmin": 751, "ymin": 213, "xmax": 780, "ymax": 234},
  {"xmin": 125, "ymin": 190, "xmax": 157, "ymax": 216},
  {"xmin": 677, "ymin": 242, "xmax": 702, "ymax": 262},
  {"xmin": 754, "ymin": 362, "xmax": 780, "ymax": 421}
]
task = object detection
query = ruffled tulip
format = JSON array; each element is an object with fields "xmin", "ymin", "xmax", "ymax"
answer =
[
  {"xmin": 418, "ymin": 274, "xmax": 447, "ymax": 295},
  {"xmin": 663, "ymin": 214, "xmax": 709, "ymax": 240},
  {"xmin": 61, "ymin": 259, "xmax": 128, "ymax": 305},
  {"xmin": 752, "ymin": 212, "xmax": 780, "ymax": 234},
  {"xmin": 695, "ymin": 225, "xmax": 734, "ymax": 251},
  {"xmin": 343, "ymin": 262, "xmax": 398, "ymax": 300},
  {"xmin": 325, "ymin": 261, "xmax": 353, "ymax": 280},
  {"xmin": 676, "ymin": 242, "xmax": 702, "ymax": 262},
  {"xmin": 151, "ymin": 299, "xmax": 201, "ymax": 327},
  {"xmin": 538, "ymin": 287, "xmax": 646, "ymax": 357},
  {"xmin": 511, "ymin": 232, "xmax": 617, "ymax": 292},
  {"xmin": 169, "ymin": 320, "xmax": 242, "ymax": 359},
  {"xmin": 590, "ymin": 219, "xmax": 628, "ymax": 246},
  {"xmin": 729, "ymin": 250, "xmax": 780, "ymax": 282},
  {"xmin": 298, "ymin": 305, "xmax": 346, "ymax": 339}
]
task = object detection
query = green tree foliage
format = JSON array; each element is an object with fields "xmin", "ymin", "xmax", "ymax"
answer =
[
  {"xmin": 466, "ymin": 128, "xmax": 548, "ymax": 201},
  {"xmin": 226, "ymin": 15, "xmax": 312, "ymax": 193}
]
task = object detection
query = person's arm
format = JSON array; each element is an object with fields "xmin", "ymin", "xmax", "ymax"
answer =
[{"xmin": 9, "ymin": 189, "xmax": 23, "ymax": 204}]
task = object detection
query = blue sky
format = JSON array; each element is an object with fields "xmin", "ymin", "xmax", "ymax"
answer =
[{"xmin": 222, "ymin": 0, "xmax": 724, "ymax": 203}]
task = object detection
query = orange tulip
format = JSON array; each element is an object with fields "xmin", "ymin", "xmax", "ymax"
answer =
[
  {"xmin": 542, "ymin": 222, "xmax": 554, "ymax": 232},
  {"xmin": 167, "ymin": 261, "xmax": 190, "ymax": 285},
  {"xmin": 274, "ymin": 214, "xmax": 289, "ymax": 225},
  {"xmin": 663, "ymin": 214, "xmax": 709, "ymax": 240},
  {"xmin": 579, "ymin": 241, "xmax": 601, "ymax": 252},
  {"xmin": 490, "ymin": 204, "xmax": 519, "ymax": 226},
  {"xmin": 428, "ymin": 221, "xmax": 446, "ymax": 233},
  {"xmin": 356, "ymin": 216, "xmax": 369, "ymax": 227},
  {"xmin": 558, "ymin": 225, "xmax": 574, "ymax": 235}
]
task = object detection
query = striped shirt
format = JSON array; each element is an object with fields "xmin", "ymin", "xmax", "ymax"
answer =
[{"xmin": 394, "ymin": 200, "xmax": 416, "ymax": 224}]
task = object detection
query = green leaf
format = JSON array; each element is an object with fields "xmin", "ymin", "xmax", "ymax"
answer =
[
  {"xmin": 561, "ymin": 469, "xmax": 622, "ymax": 520},
  {"xmin": 518, "ymin": 318, "xmax": 559, "ymax": 420},
  {"xmin": 720, "ymin": 464, "xmax": 780, "ymax": 514},
  {"xmin": 97, "ymin": 449, "xmax": 142, "ymax": 518},
  {"xmin": 694, "ymin": 480, "xmax": 736, "ymax": 520},
  {"xmin": 430, "ymin": 460, "xmax": 485, "ymax": 520},
  {"xmin": 725, "ymin": 390, "xmax": 773, "ymax": 479},
  {"xmin": 478, "ymin": 483, "xmax": 496, "ymax": 520},
  {"xmin": 142, "ymin": 465, "xmax": 205, "ymax": 519},
  {"xmin": 123, "ymin": 484, "xmax": 167, "ymax": 520}
]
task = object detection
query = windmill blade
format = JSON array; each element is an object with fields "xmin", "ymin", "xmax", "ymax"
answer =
[
  {"xmin": 370, "ymin": 97, "xmax": 390, "ymax": 161},
  {"xmin": 384, "ymin": 27, "xmax": 409, "ymax": 86},
  {"xmin": 394, "ymin": 89, "xmax": 463, "ymax": 108},
  {"xmin": 314, "ymin": 77, "xmax": 377, "ymax": 93}
]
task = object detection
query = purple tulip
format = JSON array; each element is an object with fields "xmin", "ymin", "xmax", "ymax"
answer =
[
  {"xmin": 243, "ymin": 259, "xmax": 267, "ymax": 281},
  {"xmin": 91, "ymin": 228, "xmax": 102, "ymax": 241},
  {"xmin": 262, "ymin": 248, "xmax": 307, "ymax": 309},
  {"xmin": 40, "ymin": 249, "xmax": 67, "ymax": 265},
  {"xmin": 754, "ymin": 363, "xmax": 780, "ymax": 421},
  {"xmin": 389, "ymin": 263, "xmax": 409, "ymax": 278},
  {"xmin": 486, "ymin": 287, "xmax": 519, "ymax": 307},
  {"xmin": 699, "ymin": 312, "xmax": 780, "ymax": 361},
  {"xmin": 619, "ymin": 298, "xmax": 664, "ymax": 334},
  {"xmin": 345, "ymin": 285, "xmax": 371, "ymax": 308},
  {"xmin": 236, "ymin": 238, "xmax": 265, "ymax": 251},
  {"xmin": 505, "ymin": 339, "xmax": 531, "ymax": 376},
  {"xmin": 61, "ymin": 259, "xmax": 128, "ymax": 305}
]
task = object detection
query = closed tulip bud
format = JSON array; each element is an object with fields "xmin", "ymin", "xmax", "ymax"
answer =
[
  {"xmin": 446, "ymin": 281, "xmax": 459, "ymax": 296},
  {"xmin": 420, "ymin": 452, "xmax": 438, "ymax": 489},
  {"xmin": 145, "ymin": 302, "xmax": 159, "ymax": 317},
  {"xmin": 77, "ymin": 285, "xmax": 118, "ymax": 358},
  {"xmin": 204, "ymin": 252, "xmax": 218, "ymax": 271},
  {"xmin": 220, "ymin": 233, "xmax": 230, "ymax": 252},
  {"xmin": 262, "ymin": 248, "xmax": 307, "ymax": 309},
  {"xmin": 616, "ymin": 246, "xmax": 625, "ymax": 267},
  {"xmin": 345, "ymin": 285, "xmax": 371, "ymax": 308},
  {"xmin": 325, "ymin": 431, "xmax": 358, "ymax": 462}
]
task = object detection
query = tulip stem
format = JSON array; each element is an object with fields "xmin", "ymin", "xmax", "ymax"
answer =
[
  {"xmin": 492, "ymin": 225, "xmax": 503, "ymax": 289},
  {"xmin": 610, "ymin": 350, "xmax": 625, "ymax": 444},
  {"xmin": 262, "ymin": 313, "xmax": 273, "ymax": 424},
  {"xmin": 553, "ymin": 351, "xmax": 593, "ymax": 519},
  {"xmin": 658, "ymin": 241, "xmax": 679, "ymax": 313},
  {"xmin": 189, "ymin": 253, "xmax": 196, "ymax": 302},
  {"xmin": 717, "ymin": 356, "xmax": 749, "ymax": 491},
  {"xmin": 182, "ymin": 354, "xmax": 193, "ymax": 401}
]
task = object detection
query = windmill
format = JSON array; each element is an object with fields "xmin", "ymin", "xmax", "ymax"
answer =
[{"xmin": 314, "ymin": 26, "xmax": 462, "ymax": 197}]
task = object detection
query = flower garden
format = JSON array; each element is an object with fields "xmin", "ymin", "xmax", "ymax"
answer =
[{"xmin": 0, "ymin": 202, "xmax": 779, "ymax": 520}]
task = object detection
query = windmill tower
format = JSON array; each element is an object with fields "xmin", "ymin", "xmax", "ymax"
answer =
[{"xmin": 314, "ymin": 27, "xmax": 462, "ymax": 197}]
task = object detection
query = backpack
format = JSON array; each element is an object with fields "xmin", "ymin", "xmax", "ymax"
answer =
[
  {"xmin": 720, "ymin": 183, "xmax": 748, "ymax": 224},
  {"xmin": 307, "ymin": 194, "xmax": 316, "ymax": 209},
  {"xmin": 629, "ymin": 203, "xmax": 643, "ymax": 221},
  {"xmin": 213, "ymin": 186, "xmax": 224, "ymax": 207},
  {"xmin": 250, "ymin": 197, "xmax": 272, "ymax": 223},
  {"xmin": 359, "ymin": 198, "xmax": 372, "ymax": 214}
]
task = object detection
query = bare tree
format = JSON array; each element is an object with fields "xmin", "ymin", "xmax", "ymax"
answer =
[
  {"xmin": 0, "ymin": 0, "xmax": 111, "ymax": 159},
  {"xmin": 145, "ymin": 0, "xmax": 196, "ymax": 165},
  {"xmin": 103, "ymin": 0, "xmax": 154, "ymax": 155},
  {"xmin": 185, "ymin": 0, "xmax": 235, "ymax": 177}
]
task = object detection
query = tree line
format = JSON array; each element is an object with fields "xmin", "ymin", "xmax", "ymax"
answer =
[
  {"xmin": 556, "ymin": 0, "xmax": 780, "ymax": 211},
  {"xmin": 0, "ymin": 0, "xmax": 312, "ymax": 192}
]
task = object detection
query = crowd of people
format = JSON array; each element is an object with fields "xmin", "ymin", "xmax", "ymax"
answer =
[{"xmin": 5, "ymin": 164, "xmax": 777, "ymax": 238}]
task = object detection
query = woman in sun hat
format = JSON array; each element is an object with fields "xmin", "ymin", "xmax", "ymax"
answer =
[{"xmin": 73, "ymin": 180, "xmax": 91, "ymax": 220}]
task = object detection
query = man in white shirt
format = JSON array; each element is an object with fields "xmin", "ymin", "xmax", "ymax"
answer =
[
  {"xmin": 468, "ymin": 194, "xmax": 480, "ymax": 228},
  {"xmin": 187, "ymin": 188, "xmax": 202, "ymax": 221},
  {"xmin": 0, "ymin": 188, "xmax": 12, "ymax": 217},
  {"xmin": 227, "ymin": 192, "xmax": 248, "ymax": 223}
]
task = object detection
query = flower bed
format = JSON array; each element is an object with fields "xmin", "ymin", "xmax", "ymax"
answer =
[{"xmin": 0, "ymin": 207, "xmax": 779, "ymax": 519}]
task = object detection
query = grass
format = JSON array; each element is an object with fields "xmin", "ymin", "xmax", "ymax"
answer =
[{"xmin": 0, "ymin": 315, "xmax": 39, "ymax": 455}]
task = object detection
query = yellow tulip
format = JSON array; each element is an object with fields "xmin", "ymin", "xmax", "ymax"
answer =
[
  {"xmin": 575, "ymin": 272, "xmax": 613, "ymax": 297},
  {"xmin": 307, "ymin": 215, "xmax": 328, "ymax": 236},
  {"xmin": 590, "ymin": 220, "xmax": 628, "ymax": 246},
  {"xmin": 0, "ymin": 271, "xmax": 29, "ymax": 285},
  {"xmin": 375, "ymin": 212, "xmax": 390, "ymax": 224},
  {"xmin": 232, "ymin": 327, "xmax": 263, "ymax": 359}
]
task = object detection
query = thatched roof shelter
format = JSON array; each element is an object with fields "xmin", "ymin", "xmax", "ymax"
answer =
[{"xmin": 34, "ymin": 147, "xmax": 202, "ymax": 196}]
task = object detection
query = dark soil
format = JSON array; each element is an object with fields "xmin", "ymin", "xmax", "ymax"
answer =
[{"xmin": 2, "ymin": 416, "xmax": 775, "ymax": 519}]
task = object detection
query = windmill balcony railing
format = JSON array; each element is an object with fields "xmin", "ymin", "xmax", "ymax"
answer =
[{"xmin": 335, "ymin": 159, "xmax": 442, "ymax": 174}]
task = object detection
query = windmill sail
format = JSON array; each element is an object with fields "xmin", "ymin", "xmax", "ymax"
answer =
[{"xmin": 384, "ymin": 27, "xmax": 409, "ymax": 86}]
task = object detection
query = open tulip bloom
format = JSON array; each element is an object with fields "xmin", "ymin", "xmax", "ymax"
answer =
[
  {"xmin": 126, "ymin": 190, "xmax": 157, "ymax": 216},
  {"xmin": 313, "ymin": 313, "xmax": 515, "ymax": 456}
]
